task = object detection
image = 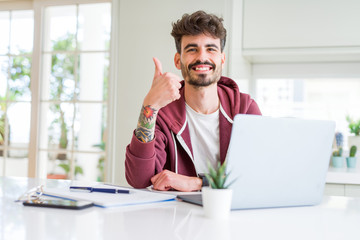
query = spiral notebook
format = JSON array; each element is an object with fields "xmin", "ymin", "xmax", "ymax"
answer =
[{"xmin": 41, "ymin": 185, "xmax": 176, "ymax": 208}]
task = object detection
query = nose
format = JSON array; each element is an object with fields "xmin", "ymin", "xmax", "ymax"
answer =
[{"xmin": 196, "ymin": 48, "xmax": 209, "ymax": 62}]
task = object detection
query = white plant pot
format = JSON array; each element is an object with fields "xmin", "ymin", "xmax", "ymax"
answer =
[
  {"xmin": 348, "ymin": 136, "xmax": 360, "ymax": 151},
  {"xmin": 202, "ymin": 187, "xmax": 233, "ymax": 220}
]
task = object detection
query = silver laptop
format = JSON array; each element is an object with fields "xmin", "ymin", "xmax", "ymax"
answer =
[{"xmin": 178, "ymin": 114, "xmax": 335, "ymax": 210}]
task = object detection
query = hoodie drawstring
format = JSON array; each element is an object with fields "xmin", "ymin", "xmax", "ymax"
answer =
[{"xmin": 171, "ymin": 131, "xmax": 178, "ymax": 174}]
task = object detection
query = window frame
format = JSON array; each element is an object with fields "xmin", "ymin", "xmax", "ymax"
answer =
[
  {"xmin": 251, "ymin": 62, "xmax": 360, "ymax": 151},
  {"xmin": 0, "ymin": 0, "xmax": 116, "ymax": 181},
  {"xmin": 31, "ymin": 0, "xmax": 114, "ymax": 181},
  {"xmin": 0, "ymin": 5, "xmax": 34, "ymax": 177}
]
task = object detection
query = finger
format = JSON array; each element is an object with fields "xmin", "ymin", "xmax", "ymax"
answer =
[
  {"xmin": 165, "ymin": 73, "xmax": 182, "ymax": 89},
  {"xmin": 152, "ymin": 171, "xmax": 172, "ymax": 190},
  {"xmin": 154, "ymin": 178, "xmax": 172, "ymax": 191},
  {"xmin": 152, "ymin": 175, "xmax": 166, "ymax": 190},
  {"xmin": 151, "ymin": 172, "xmax": 161, "ymax": 184},
  {"xmin": 174, "ymin": 93, "xmax": 181, "ymax": 101},
  {"xmin": 175, "ymin": 81, "xmax": 182, "ymax": 89},
  {"xmin": 153, "ymin": 57, "xmax": 163, "ymax": 78},
  {"xmin": 152, "ymin": 179, "xmax": 164, "ymax": 190}
]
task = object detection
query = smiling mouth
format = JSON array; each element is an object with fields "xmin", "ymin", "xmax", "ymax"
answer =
[
  {"xmin": 192, "ymin": 65, "xmax": 213, "ymax": 71},
  {"xmin": 189, "ymin": 61, "xmax": 216, "ymax": 73}
]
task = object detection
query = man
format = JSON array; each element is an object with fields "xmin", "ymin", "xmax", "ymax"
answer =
[{"xmin": 125, "ymin": 10, "xmax": 261, "ymax": 192}]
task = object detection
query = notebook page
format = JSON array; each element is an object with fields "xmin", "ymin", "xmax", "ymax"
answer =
[{"xmin": 42, "ymin": 186, "xmax": 176, "ymax": 208}]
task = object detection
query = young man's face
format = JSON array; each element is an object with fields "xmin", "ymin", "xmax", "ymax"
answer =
[{"xmin": 174, "ymin": 33, "xmax": 225, "ymax": 88}]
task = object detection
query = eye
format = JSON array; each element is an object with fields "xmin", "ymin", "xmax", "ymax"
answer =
[
  {"xmin": 208, "ymin": 48, "xmax": 217, "ymax": 52},
  {"xmin": 186, "ymin": 48, "xmax": 196, "ymax": 53}
]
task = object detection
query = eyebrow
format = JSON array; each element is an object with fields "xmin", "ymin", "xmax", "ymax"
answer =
[
  {"xmin": 183, "ymin": 43, "xmax": 220, "ymax": 51},
  {"xmin": 184, "ymin": 44, "xmax": 198, "ymax": 51},
  {"xmin": 206, "ymin": 44, "xmax": 219, "ymax": 49}
]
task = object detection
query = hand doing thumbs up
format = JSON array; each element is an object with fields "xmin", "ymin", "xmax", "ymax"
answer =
[
  {"xmin": 143, "ymin": 57, "xmax": 182, "ymax": 110},
  {"xmin": 153, "ymin": 57, "xmax": 163, "ymax": 78}
]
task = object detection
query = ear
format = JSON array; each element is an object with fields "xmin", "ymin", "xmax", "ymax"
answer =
[
  {"xmin": 174, "ymin": 52, "xmax": 181, "ymax": 70},
  {"xmin": 221, "ymin": 52, "xmax": 226, "ymax": 65}
]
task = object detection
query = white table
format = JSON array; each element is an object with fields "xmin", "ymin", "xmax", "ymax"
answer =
[{"xmin": 1, "ymin": 176, "xmax": 360, "ymax": 240}]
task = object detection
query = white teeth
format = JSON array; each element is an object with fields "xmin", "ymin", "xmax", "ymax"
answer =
[{"xmin": 195, "ymin": 67, "xmax": 209, "ymax": 71}]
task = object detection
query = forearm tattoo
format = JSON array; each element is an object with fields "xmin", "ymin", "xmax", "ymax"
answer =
[{"xmin": 135, "ymin": 105, "xmax": 158, "ymax": 142}]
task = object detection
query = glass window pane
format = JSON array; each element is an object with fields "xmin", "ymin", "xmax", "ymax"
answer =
[
  {"xmin": 0, "ymin": 56, "xmax": 9, "ymax": 98},
  {"xmin": 78, "ymin": 3, "xmax": 111, "ymax": 51},
  {"xmin": 43, "ymin": 6, "xmax": 77, "ymax": 51},
  {"xmin": 6, "ymin": 153, "xmax": 28, "ymax": 177},
  {"xmin": 76, "ymin": 153, "xmax": 105, "ymax": 181},
  {"xmin": 256, "ymin": 79, "xmax": 295, "ymax": 117},
  {"xmin": 40, "ymin": 103, "xmax": 74, "ymax": 154},
  {"xmin": 42, "ymin": 53, "xmax": 75, "ymax": 101},
  {"xmin": 7, "ymin": 102, "xmax": 31, "ymax": 147},
  {"xmin": 0, "ymin": 11, "xmax": 10, "ymax": 54},
  {"xmin": 0, "ymin": 108, "xmax": 7, "ymax": 147},
  {"xmin": 0, "ymin": 156, "xmax": 4, "ymax": 176},
  {"xmin": 74, "ymin": 103, "xmax": 106, "ymax": 152},
  {"xmin": 8, "ymin": 149, "xmax": 28, "ymax": 159},
  {"xmin": 256, "ymin": 78, "xmax": 360, "ymax": 148},
  {"xmin": 9, "ymin": 56, "xmax": 31, "ymax": 101},
  {"xmin": 10, "ymin": 10, "xmax": 34, "ymax": 55},
  {"xmin": 77, "ymin": 53, "xmax": 108, "ymax": 101},
  {"xmin": 44, "ymin": 152, "xmax": 70, "ymax": 180}
]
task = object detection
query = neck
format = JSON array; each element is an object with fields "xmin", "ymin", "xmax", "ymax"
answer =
[{"xmin": 184, "ymin": 83, "xmax": 219, "ymax": 114}]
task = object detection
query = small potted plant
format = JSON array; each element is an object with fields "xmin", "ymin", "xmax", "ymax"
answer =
[
  {"xmin": 346, "ymin": 145, "xmax": 357, "ymax": 168},
  {"xmin": 332, "ymin": 132, "xmax": 344, "ymax": 168},
  {"xmin": 202, "ymin": 161, "xmax": 235, "ymax": 219},
  {"xmin": 332, "ymin": 147, "xmax": 344, "ymax": 168},
  {"xmin": 346, "ymin": 116, "xmax": 360, "ymax": 152}
]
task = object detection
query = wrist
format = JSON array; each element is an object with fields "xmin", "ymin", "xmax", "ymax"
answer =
[{"xmin": 143, "ymin": 96, "xmax": 160, "ymax": 111}]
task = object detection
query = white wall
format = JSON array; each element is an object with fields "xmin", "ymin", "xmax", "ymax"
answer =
[
  {"xmin": 243, "ymin": 0, "xmax": 360, "ymax": 49},
  {"xmin": 241, "ymin": 0, "xmax": 360, "ymax": 63},
  {"xmin": 113, "ymin": 0, "xmax": 240, "ymax": 185}
]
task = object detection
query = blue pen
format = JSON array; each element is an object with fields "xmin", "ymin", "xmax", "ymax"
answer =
[{"xmin": 70, "ymin": 186, "xmax": 130, "ymax": 194}]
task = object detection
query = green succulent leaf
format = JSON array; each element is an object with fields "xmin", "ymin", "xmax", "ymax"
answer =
[
  {"xmin": 208, "ymin": 163, "xmax": 217, "ymax": 179},
  {"xmin": 218, "ymin": 175, "xmax": 225, "ymax": 188},
  {"xmin": 204, "ymin": 160, "xmax": 236, "ymax": 189}
]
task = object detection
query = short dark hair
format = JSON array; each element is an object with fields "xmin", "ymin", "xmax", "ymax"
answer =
[{"xmin": 171, "ymin": 10, "xmax": 227, "ymax": 53}]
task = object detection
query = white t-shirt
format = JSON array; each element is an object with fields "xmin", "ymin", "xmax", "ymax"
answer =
[{"xmin": 185, "ymin": 103, "xmax": 220, "ymax": 174}]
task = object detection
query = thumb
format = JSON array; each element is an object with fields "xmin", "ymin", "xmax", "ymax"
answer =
[{"xmin": 153, "ymin": 57, "xmax": 163, "ymax": 78}]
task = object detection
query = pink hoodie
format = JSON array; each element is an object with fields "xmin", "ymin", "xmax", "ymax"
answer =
[{"xmin": 125, "ymin": 77, "xmax": 261, "ymax": 188}]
